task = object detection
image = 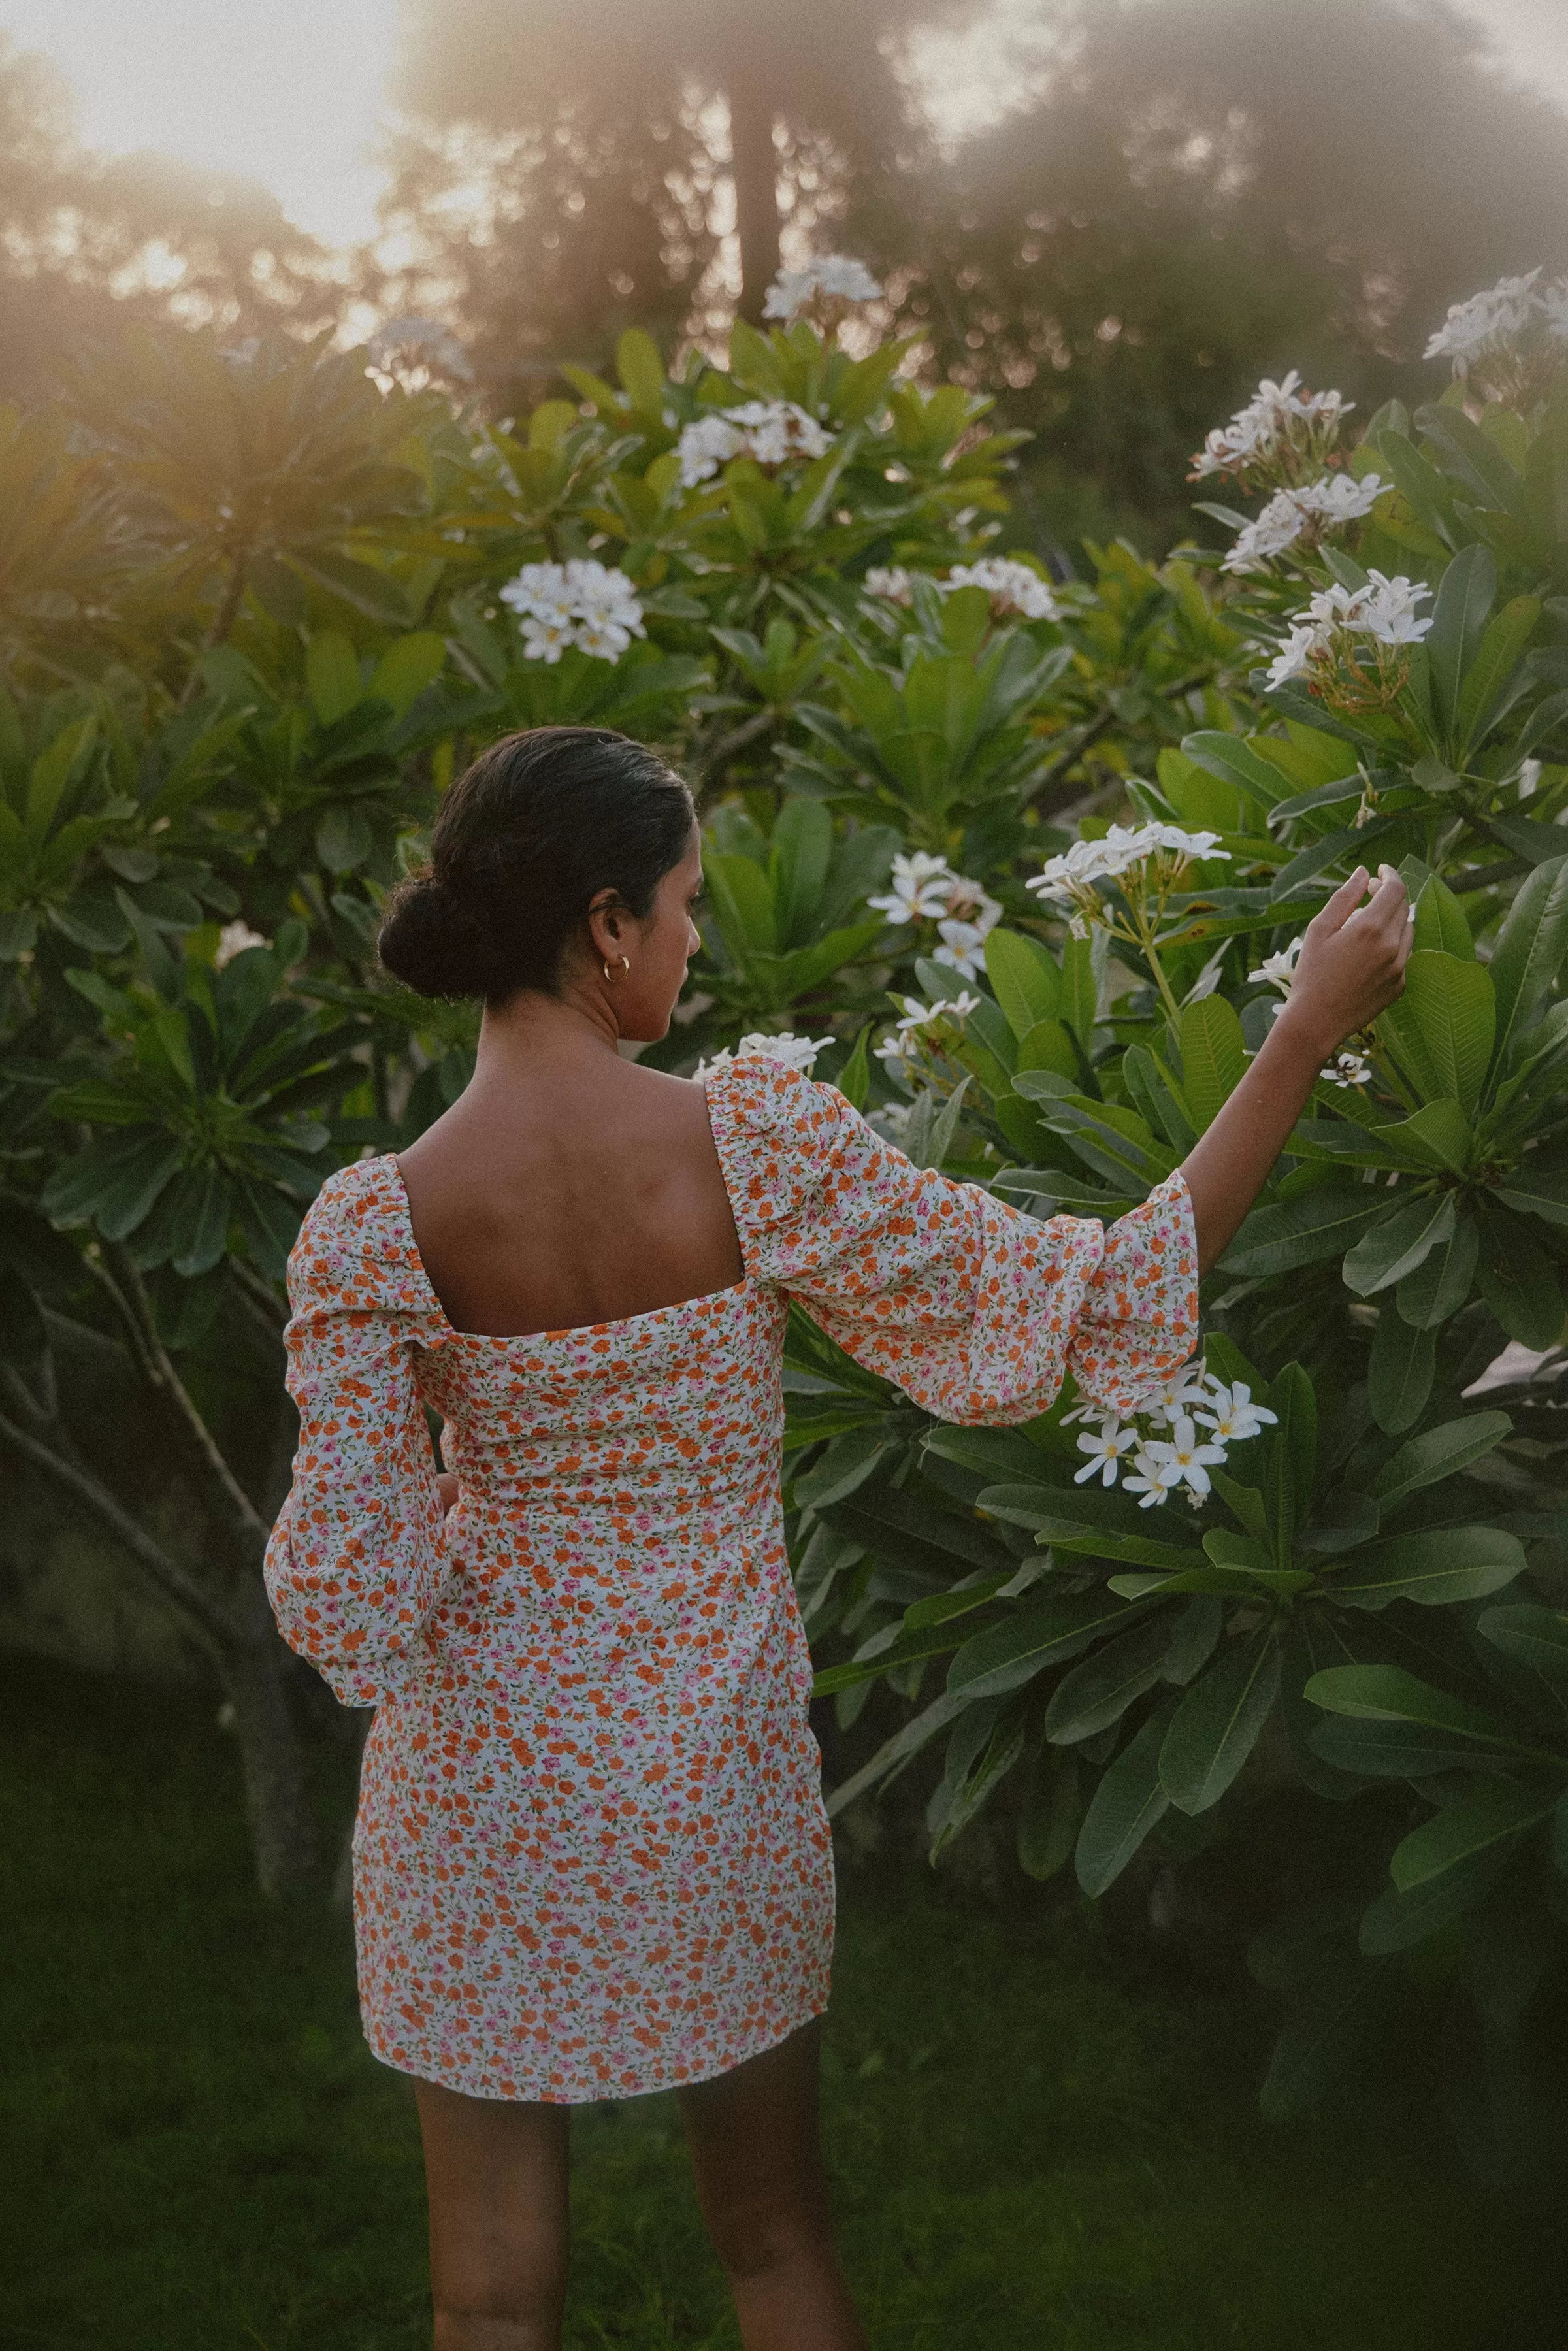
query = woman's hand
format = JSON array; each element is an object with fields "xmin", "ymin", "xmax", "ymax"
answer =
[
  {"xmin": 1179, "ymin": 863, "xmax": 1411, "ymax": 1274},
  {"xmin": 1274, "ymin": 863, "xmax": 1413, "ymax": 1062}
]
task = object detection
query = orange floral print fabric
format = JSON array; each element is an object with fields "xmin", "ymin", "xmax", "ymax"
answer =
[{"xmin": 265, "ymin": 1057, "xmax": 1197, "ymax": 2102}]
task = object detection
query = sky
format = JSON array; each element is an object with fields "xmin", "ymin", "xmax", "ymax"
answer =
[{"xmin": 2, "ymin": 0, "xmax": 1566, "ymax": 250}]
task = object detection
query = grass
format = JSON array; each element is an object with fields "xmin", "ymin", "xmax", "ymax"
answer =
[{"xmin": 4, "ymin": 1656, "xmax": 1565, "ymax": 2351}]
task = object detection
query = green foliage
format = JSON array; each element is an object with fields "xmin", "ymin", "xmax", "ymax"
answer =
[{"xmin": 7, "ymin": 256, "xmax": 1568, "ymax": 2177}]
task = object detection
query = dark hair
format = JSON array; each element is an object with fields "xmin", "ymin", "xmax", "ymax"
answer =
[{"xmin": 377, "ymin": 727, "xmax": 695, "ymax": 1002}]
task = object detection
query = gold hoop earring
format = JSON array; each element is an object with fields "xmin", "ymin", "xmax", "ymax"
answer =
[{"xmin": 602, "ymin": 955, "xmax": 630, "ymax": 982}]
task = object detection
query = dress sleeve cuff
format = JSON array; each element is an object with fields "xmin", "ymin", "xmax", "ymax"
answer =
[{"xmin": 1065, "ymin": 1170, "xmax": 1201, "ymax": 1416}]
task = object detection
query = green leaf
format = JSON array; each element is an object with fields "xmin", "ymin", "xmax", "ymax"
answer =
[
  {"xmin": 1221, "ymin": 1189, "xmax": 1390, "ymax": 1279},
  {"xmin": 1494, "ymin": 1163, "xmax": 1568, "ymax": 1229},
  {"xmin": 1179, "ymin": 730, "xmax": 1289, "ymax": 816},
  {"xmin": 792, "ymin": 1426, "xmax": 892, "ymax": 1509},
  {"xmin": 1178, "ymin": 995, "xmax": 1246, "ymax": 1134},
  {"xmin": 1391, "ymin": 1779, "xmax": 1554, "ymax": 1893},
  {"xmin": 304, "ymin": 631, "xmax": 363, "ymax": 725},
  {"xmin": 1474, "ymin": 1207, "xmax": 1565, "ymax": 1350},
  {"xmin": 1411, "ymin": 873, "xmax": 1474, "ymax": 961},
  {"xmin": 1488, "ymin": 854, "xmax": 1568, "ymax": 1068},
  {"xmin": 1074, "ymin": 1703, "xmax": 1175, "ymax": 1897},
  {"xmin": 1264, "ymin": 1362, "xmax": 1316, "ymax": 1564},
  {"xmin": 315, "ymin": 806, "xmax": 373, "ymax": 875},
  {"xmin": 947, "ymin": 1591, "xmax": 1145, "ymax": 1702},
  {"xmin": 368, "ymin": 631, "xmax": 446, "ymax": 719},
  {"xmin": 1043, "ymin": 1617, "xmax": 1175, "ymax": 1745},
  {"xmin": 1366, "ymin": 1307, "xmax": 1435, "ymax": 1435},
  {"xmin": 1303, "ymin": 1664, "xmax": 1516, "ymax": 1745},
  {"xmin": 1394, "ymin": 1213, "xmax": 1478, "ymax": 1328},
  {"xmin": 1477, "ymin": 1605, "xmax": 1568, "ymax": 1712},
  {"xmin": 1309, "ymin": 1714, "xmax": 1512, "ymax": 1781},
  {"xmin": 1342, "ymin": 1192, "xmax": 1455, "ymax": 1298},
  {"xmin": 1014, "ymin": 1019, "xmax": 1079, "ymax": 1082},
  {"xmin": 1060, "ymin": 929, "xmax": 1102, "ymax": 1047},
  {"xmin": 1359, "ymin": 1843, "xmax": 1516, "ymax": 1954},
  {"xmin": 1259, "ymin": 1969, "xmax": 1390, "ymax": 2124},
  {"xmin": 984, "ymin": 927, "xmax": 1060, "ymax": 1041},
  {"xmin": 1369, "ymin": 1413, "xmax": 1512, "ymax": 1511},
  {"xmin": 1396, "ymin": 952, "xmax": 1495, "ymax": 1113},
  {"xmin": 834, "ymin": 1025, "xmax": 872, "ymax": 1110},
  {"xmin": 170, "ymin": 1164, "xmax": 232, "ymax": 1277},
  {"xmin": 1332, "ymin": 1524, "xmax": 1526, "ymax": 1610},
  {"xmin": 1159, "ymin": 1628, "xmax": 1281, "ymax": 1816},
  {"xmin": 1424, "ymin": 544, "xmax": 1497, "ymax": 741},
  {"xmin": 769, "ymin": 797, "xmax": 832, "ymax": 951},
  {"xmin": 1017, "ymin": 1747, "xmax": 1082, "ymax": 1882},
  {"xmin": 1455, "ymin": 595, "xmax": 1540, "ymax": 751}
]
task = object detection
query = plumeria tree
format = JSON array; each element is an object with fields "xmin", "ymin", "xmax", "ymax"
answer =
[{"xmin": 4, "ymin": 247, "xmax": 1567, "ymax": 2171}]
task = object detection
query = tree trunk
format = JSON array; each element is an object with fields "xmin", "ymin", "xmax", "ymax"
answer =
[
  {"xmin": 221, "ymin": 1621, "xmax": 323, "ymax": 1898},
  {"xmin": 728, "ymin": 78, "xmax": 781, "ymax": 323}
]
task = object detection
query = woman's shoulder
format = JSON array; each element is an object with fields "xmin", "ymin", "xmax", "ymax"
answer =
[
  {"xmin": 702, "ymin": 1051, "xmax": 894, "ymax": 1228},
  {"xmin": 287, "ymin": 1155, "xmax": 438, "ymax": 1317}
]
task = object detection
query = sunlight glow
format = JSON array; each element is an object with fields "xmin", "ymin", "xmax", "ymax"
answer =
[{"xmin": 0, "ymin": 0, "xmax": 399, "ymax": 246}]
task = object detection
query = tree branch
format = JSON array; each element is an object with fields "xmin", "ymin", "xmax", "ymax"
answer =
[
  {"xmin": 0, "ymin": 1405, "xmax": 242, "ymax": 1651},
  {"xmin": 102, "ymin": 1242, "xmax": 274, "ymax": 1567}
]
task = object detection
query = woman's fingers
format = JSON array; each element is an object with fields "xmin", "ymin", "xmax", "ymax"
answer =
[{"xmin": 1314, "ymin": 866, "xmax": 1370, "ymax": 936}]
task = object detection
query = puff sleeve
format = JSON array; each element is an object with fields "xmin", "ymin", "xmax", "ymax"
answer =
[
  {"xmin": 263, "ymin": 1160, "xmax": 453, "ymax": 1707},
  {"xmin": 705, "ymin": 1059, "xmax": 1198, "ymax": 1424}
]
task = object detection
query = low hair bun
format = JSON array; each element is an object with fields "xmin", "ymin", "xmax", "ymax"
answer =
[
  {"xmin": 374, "ymin": 725, "xmax": 695, "ymax": 1006},
  {"xmin": 377, "ymin": 872, "xmax": 501, "ymax": 1002}
]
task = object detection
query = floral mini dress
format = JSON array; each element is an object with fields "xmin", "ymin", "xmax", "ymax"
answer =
[{"xmin": 265, "ymin": 1057, "xmax": 1198, "ymax": 2101}]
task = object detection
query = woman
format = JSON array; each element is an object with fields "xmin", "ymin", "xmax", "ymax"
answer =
[{"xmin": 265, "ymin": 724, "xmax": 1410, "ymax": 2348}]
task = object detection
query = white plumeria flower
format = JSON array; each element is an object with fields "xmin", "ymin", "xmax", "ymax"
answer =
[
  {"xmin": 1074, "ymin": 1424, "xmax": 1139, "ymax": 1487},
  {"xmin": 1135, "ymin": 1368, "xmax": 1213, "ymax": 1430},
  {"xmin": 762, "ymin": 255, "xmax": 883, "ymax": 320},
  {"xmin": 1026, "ymin": 821, "xmax": 1229, "ymax": 910},
  {"xmin": 946, "ymin": 557, "xmax": 1062, "ymax": 621},
  {"xmin": 1190, "ymin": 370, "xmax": 1353, "ymax": 480},
  {"xmin": 1248, "ymin": 937, "xmax": 1303, "ymax": 995},
  {"xmin": 1263, "ymin": 621, "xmax": 1322, "ymax": 691},
  {"xmin": 1222, "ymin": 474, "xmax": 1384, "ymax": 574},
  {"xmin": 1320, "ymin": 1049, "xmax": 1373, "ymax": 1088},
  {"xmin": 521, "ymin": 616, "xmax": 574, "ymax": 663},
  {"xmin": 932, "ymin": 893, "xmax": 1003, "ymax": 979},
  {"xmin": 1124, "ymin": 1447, "xmax": 1185, "ymax": 1508},
  {"xmin": 1159, "ymin": 1414, "xmax": 1228, "ymax": 1498},
  {"xmin": 1309, "ymin": 571, "xmax": 1433, "ymax": 648},
  {"xmin": 501, "ymin": 557, "xmax": 646, "ymax": 662},
  {"xmin": 863, "ymin": 565, "xmax": 915, "ymax": 604},
  {"xmin": 873, "ymin": 989, "xmax": 981, "ymax": 1070},
  {"xmin": 1424, "ymin": 269, "xmax": 1543, "ymax": 365},
  {"xmin": 1194, "ymin": 1382, "xmax": 1279, "ymax": 1445},
  {"xmin": 694, "ymin": 1031, "xmax": 834, "ymax": 1082},
  {"xmin": 868, "ymin": 851, "xmax": 959, "ymax": 923},
  {"xmin": 1543, "ymin": 282, "xmax": 1568, "ymax": 343},
  {"xmin": 365, "ymin": 314, "xmax": 473, "ymax": 382},
  {"xmin": 215, "ymin": 919, "xmax": 268, "ymax": 968},
  {"xmin": 676, "ymin": 399, "xmax": 832, "ymax": 487}
]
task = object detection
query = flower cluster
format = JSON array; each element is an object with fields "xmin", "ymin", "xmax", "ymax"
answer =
[
  {"xmin": 1027, "ymin": 822, "xmax": 1230, "ymax": 938},
  {"xmin": 692, "ymin": 1031, "xmax": 833, "ymax": 1083},
  {"xmin": 365, "ymin": 314, "xmax": 474, "ymax": 384},
  {"xmin": 1190, "ymin": 371, "xmax": 1354, "ymax": 486},
  {"xmin": 499, "ymin": 560, "xmax": 647, "ymax": 663},
  {"xmin": 1264, "ymin": 572, "xmax": 1433, "ymax": 704},
  {"xmin": 1422, "ymin": 266, "xmax": 1568, "ymax": 404},
  {"xmin": 1068, "ymin": 1368, "xmax": 1277, "ymax": 1509},
  {"xmin": 676, "ymin": 401, "xmax": 832, "ymax": 487},
  {"xmin": 1221, "ymin": 472, "xmax": 1386, "ymax": 575},
  {"xmin": 868, "ymin": 852, "xmax": 1003, "ymax": 979},
  {"xmin": 874, "ymin": 988, "xmax": 982, "ymax": 1075},
  {"xmin": 862, "ymin": 557, "xmax": 1061, "ymax": 621},
  {"xmin": 762, "ymin": 255, "xmax": 883, "ymax": 322}
]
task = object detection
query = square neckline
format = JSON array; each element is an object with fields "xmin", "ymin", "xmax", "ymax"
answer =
[{"xmin": 377, "ymin": 1149, "xmax": 754, "ymax": 1350}]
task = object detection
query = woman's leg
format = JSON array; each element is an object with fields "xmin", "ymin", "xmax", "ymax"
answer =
[
  {"xmin": 676, "ymin": 2018, "xmax": 866, "ymax": 2351},
  {"xmin": 414, "ymin": 2079, "xmax": 570, "ymax": 2350}
]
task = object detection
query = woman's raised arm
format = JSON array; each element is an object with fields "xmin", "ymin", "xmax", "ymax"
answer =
[{"xmin": 1179, "ymin": 863, "xmax": 1413, "ymax": 1274}]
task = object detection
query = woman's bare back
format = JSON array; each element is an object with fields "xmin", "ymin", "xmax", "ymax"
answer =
[{"xmin": 396, "ymin": 1036, "xmax": 743, "ymax": 1340}]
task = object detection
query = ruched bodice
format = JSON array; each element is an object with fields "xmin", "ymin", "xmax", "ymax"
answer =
[{"xmin": 265, "ymin": 1057, "xmax": 1198, "ymax": 2100}]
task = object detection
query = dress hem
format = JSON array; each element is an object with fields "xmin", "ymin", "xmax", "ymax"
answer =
[{"xmin": 361, "ymin": 1997, "xmax": 832, "ymax": 2105}]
